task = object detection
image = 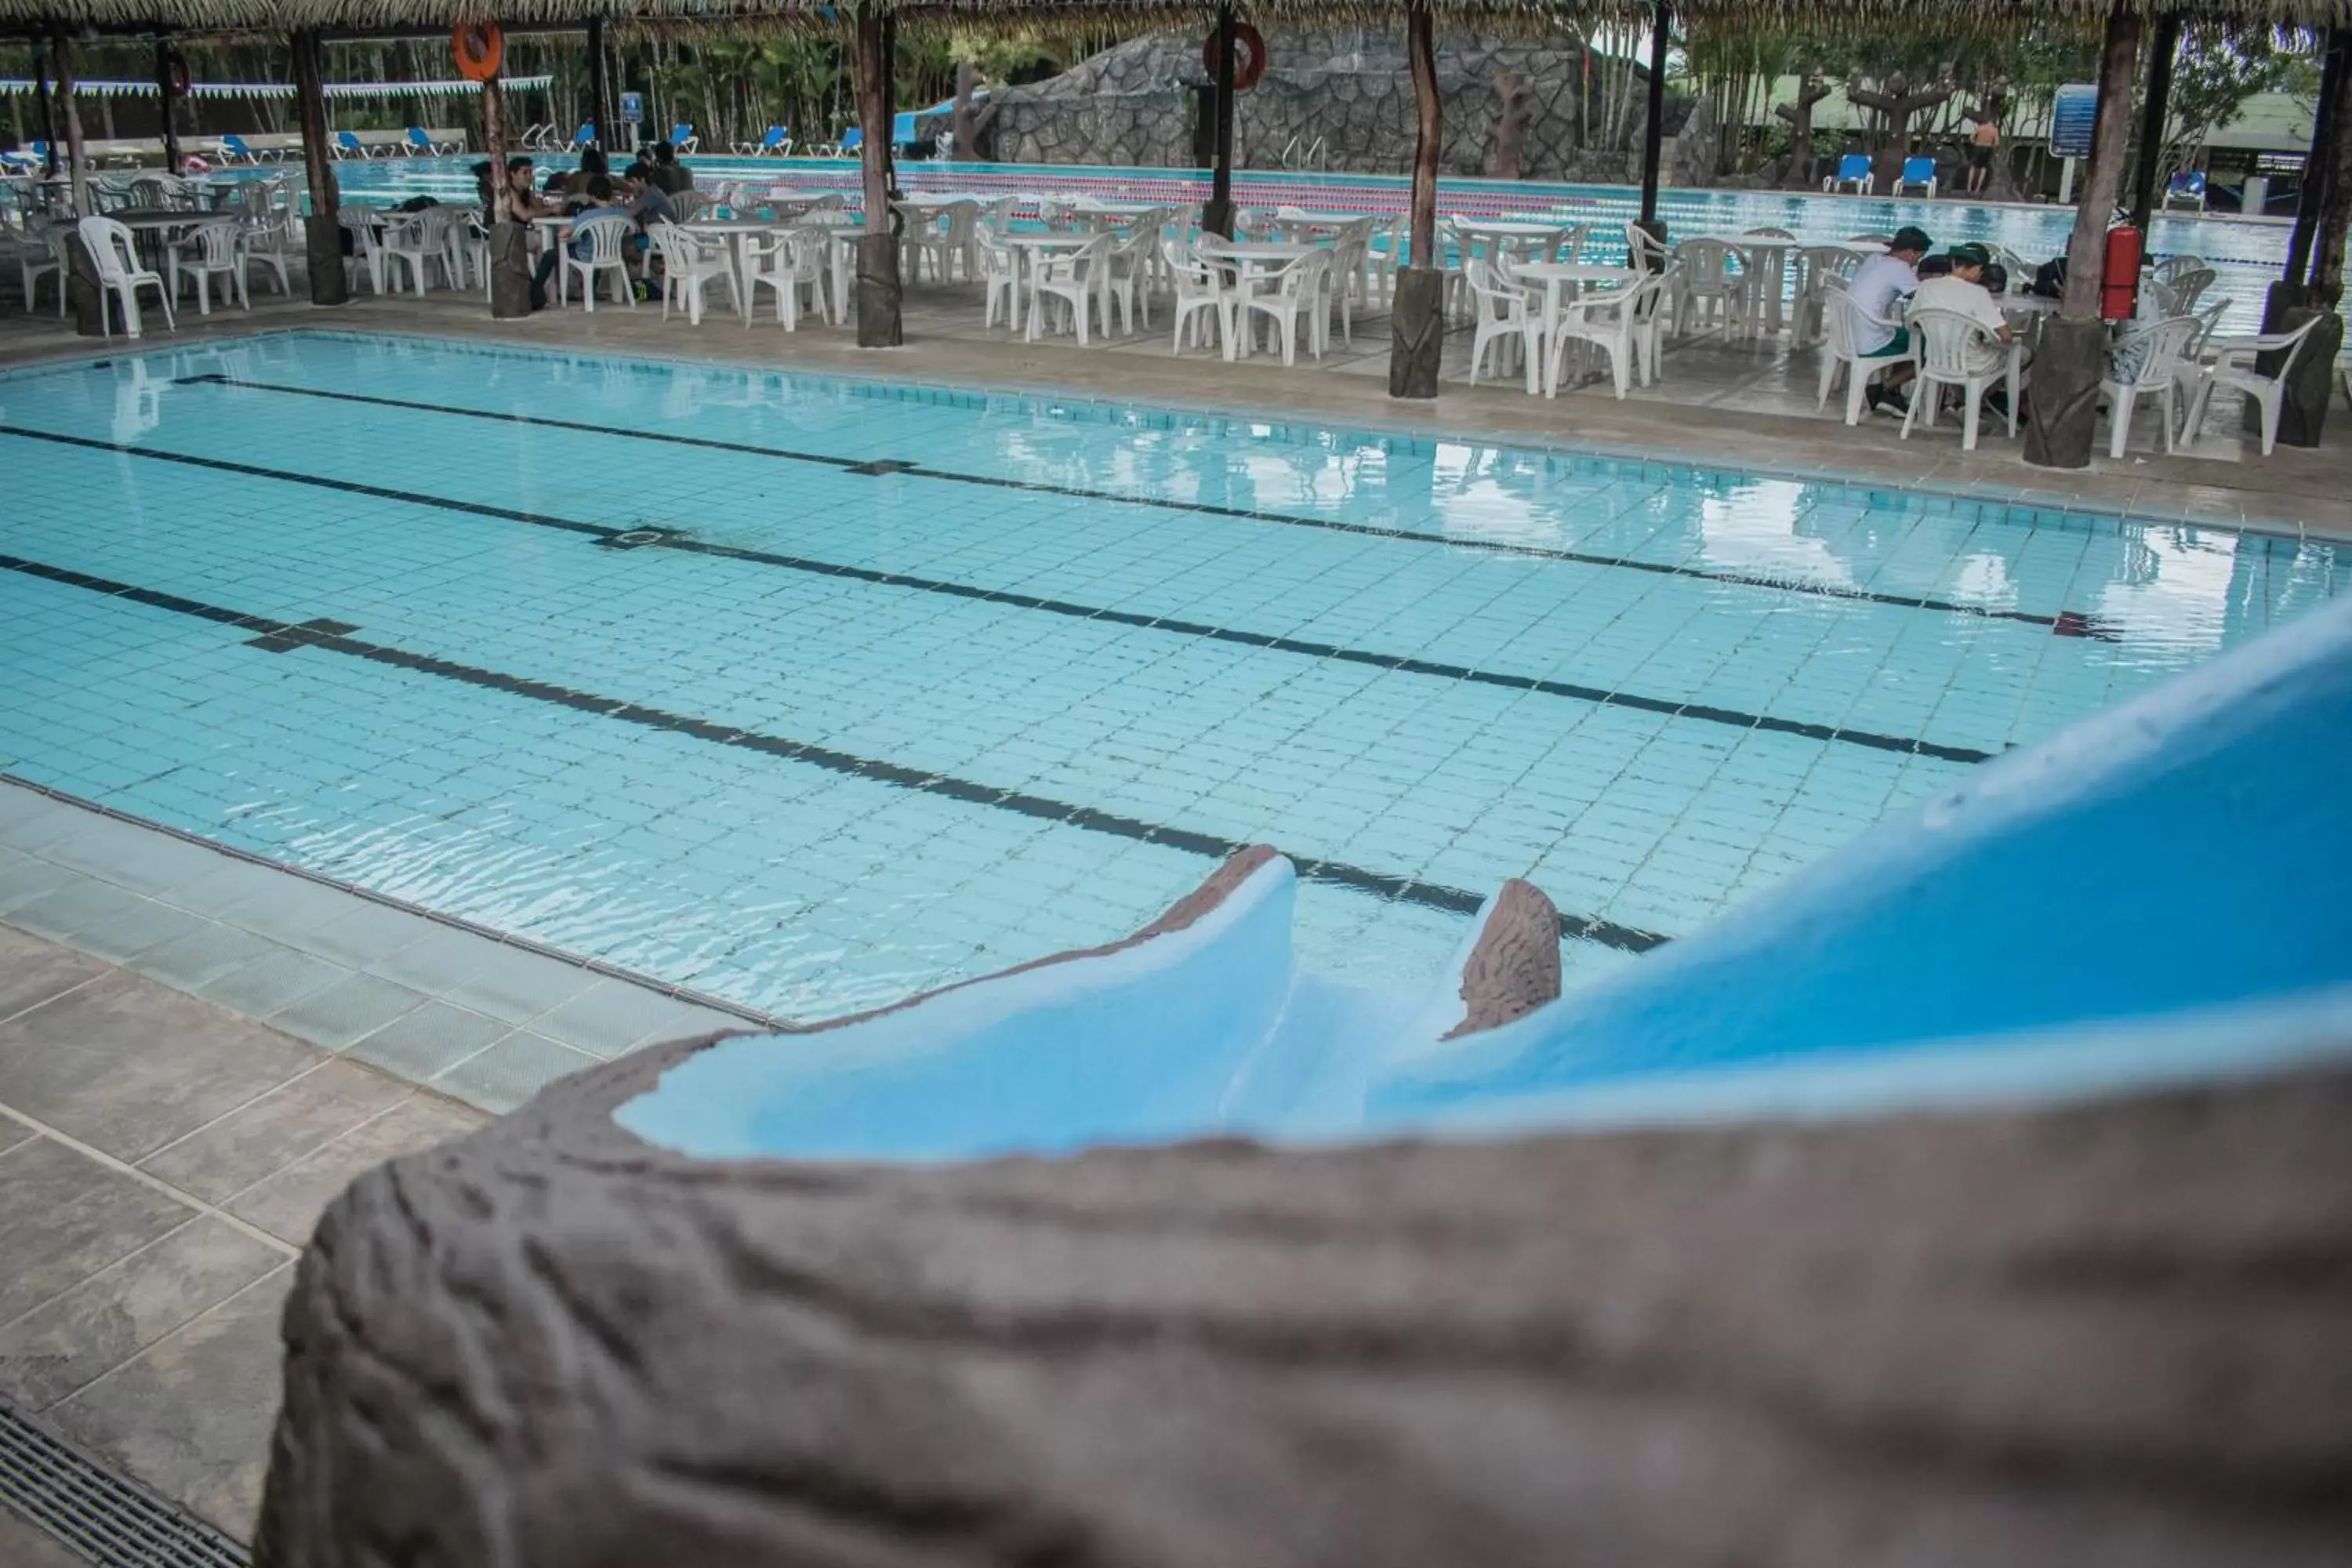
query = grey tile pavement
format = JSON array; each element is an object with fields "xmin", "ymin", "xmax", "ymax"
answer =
[
  {"xmin": 223, "ymin": 1096, "xmax": 486, "ymax": 1247},
  {"xmin": 0, "ymin": 1138, "xmax": 197, "ymax": 1324}
]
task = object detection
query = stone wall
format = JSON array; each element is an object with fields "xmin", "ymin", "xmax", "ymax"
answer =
[{"xmin": 994, "ymin": 30, "xmax": 1649, "ymax": 183}]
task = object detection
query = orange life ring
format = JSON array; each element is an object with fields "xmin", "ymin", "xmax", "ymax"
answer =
[
  {"xmin": 1203, "ymin": 22, "xmax": 1268, "ymax": 93},
  {"xmin": 452, "ymin": 20, "xmax": 504, "ymax": 84},
  {"xmin": 164, "ymin": 51, "xmax": 191, "ymax": 99}
]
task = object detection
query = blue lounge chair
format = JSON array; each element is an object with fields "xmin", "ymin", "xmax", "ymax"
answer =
[
  {"xmin": 839, "ymin": 126, "xmax": 863, "ymax": 154},
  {"xmin": 669, "ymin": 122, "xmax": 698, "ymax": 153},
  {"xmin": 2163, "ymin": 169, "xmax": 2207, "ymax": 212},
  {"xmin": 406, "ymin": 127, "xmax": 455, "ymax": 156},
  {"xmin": 734, "ymin": 125, "xmax": 790, "ymax": 156},
  {"xmin": 1825, "ymin": 152, "xmax": 1873, "ymax": 194},
  {"xmin": 334, "ymin": 130, "xmax": 368, "ymax": 158},
  {"xmin": 1894, "ymin": 154, "xmax": 1937, "ymax": 198},
  {"xmin": 218, "ymin": 132, "xmax": 278, "ymax": 165},
  {"xmin": 570, "ymin": 122, "xmax": 597, "ymax": 151}
]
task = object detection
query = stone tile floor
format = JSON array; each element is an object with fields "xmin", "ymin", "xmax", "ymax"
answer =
[{"xmin": 0, "ymin": 920, "xmax": 488, "ymax": 1546}]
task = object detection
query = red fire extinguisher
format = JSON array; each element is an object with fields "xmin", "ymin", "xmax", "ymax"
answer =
[{"xmin": 2102, "ymin": 225, "xmax": 2142, "ymax": 321}]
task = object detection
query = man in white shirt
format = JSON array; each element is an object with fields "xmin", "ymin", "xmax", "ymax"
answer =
[
  {"xmin": 1909, "ymin": 243, "xmax": 2025, "ymax": 416},
  {"xmin": 1848, "ymin": 226, "xmax": 1931, "ymax": 415}
]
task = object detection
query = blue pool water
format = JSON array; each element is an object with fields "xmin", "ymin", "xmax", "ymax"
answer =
[
  {"xmin": 261, "ymin": 154, "xmax": 2303, "ymax": 332},
  {"xmin": 0, "ymin": 332, "xmax": 2339, "ymax": 1022}
]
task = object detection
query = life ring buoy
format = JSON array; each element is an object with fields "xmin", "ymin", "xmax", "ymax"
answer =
[
  {"xmin": 164, "ymin": 51, "xmax": 191, "ymax": 99},
  {"xmin": 452, "ymin": 20, "xmax": 504, "ymax": 84},
  {"xmin": 1203, "ymin": 22, "xmax": 1268, "ymax": 93}
]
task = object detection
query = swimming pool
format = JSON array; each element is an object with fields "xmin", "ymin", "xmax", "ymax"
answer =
[
  {"xmin": 0, "ymin": 332, "xmax": 2338, "ymax": 1022},
  {"xmin": 269, "ymin": 154, "xmax": 2303, "ymax": 332}
]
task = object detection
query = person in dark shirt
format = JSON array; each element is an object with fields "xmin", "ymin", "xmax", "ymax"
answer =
[{"xmin": 647, "ymin": 140, "xmax": 693, "ymax": 195}]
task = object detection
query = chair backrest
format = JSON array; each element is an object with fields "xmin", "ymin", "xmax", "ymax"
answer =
[
  {"xmin": 670, "ymin": 124, "xmax": 694, "ymax": 146},
  {"xmin": 1800, "ymin": 244, "xmax": 1861, "ymax": 285},
  {"xmin": 2111, "ymin": 315, "xmax": 2204, "ymax": 390},
  {"xmin": 573, "ymin": 123, "xmax": 595, "ymax": 147},
  {"xmin": 1163, "ymin": 235, "xmax": 1215, "ymax": 284},
  {"xmin": 986, "ymin": 194, "xmax": 1019, "ymax": 230},
  {"xmin": 222, "ymin": 133, "xmax": 252, "ymax": 156},
  {"xmin": 2168, "ymin": 265, "xmax": 2216, "ymax": 310},
  {"xmin": 2167, "ymin": 170, "xmax": 2207, "ymax": 198},
  {"xmin": 572, "ymin": 212, "xmax": 633, "ymax": 263},
  {"xmin": 406, "ymin": 128, "xmax": 432, "ymax": 151},
  {"xmin": 1848, "ymin": 232, "xmax": 1891, "ymax": 245},
  {"xmin": 840, "ymin": 128, "xmax": 864, "ymax": 152},
  {"xmin": 1677, "ymin": 237, "xmax": 1739, "ymax": 287},
  {"xmin": 75, "ymin": 215, "xmax": 136, "ymax": 281},
  {"xmin": 1744, "ymin": 226, "xmax": 1796, "ymax": 239},
  {"xmin": 2151, "ymin": 253, "xmax": 2206, "ymax": 281},
  {"xmin": 646, "ymin": 220, "xmax": 696, "ymax": 272},
  {"xmin": 1463, "ymin": 256, "xmax": 1521, "ymax": 314},
  {"xmin": 1623, "ymin": 220, "xmax": 1667, "ymax": 273},
  {"xmin": 336, "ymin": 131, "xmax": 363, "ymax": 154},
  {"xmin": 1836, "ymin": 153, "xmax": 1871, "ymax": 182},
  {"xmin": 670, "ymin": 190, "xmax": 708, "ymax": 221},
  {"xmin": 1900, "ymin": 156, "xmax": 1936, "ymax": 185},
  {"xmin": 762, "ymin": 127, "xmax": 788, "ymax": 150},
  {"xmin": 1908, "ymin": 307, "xmax": 2000, "ymax": 376},
  {"xmin": 1824, "ymin": 286, "xmax": 1895, "ymax": 358},
  {"xmin": 190, "ymin": 216, "xmax": 239, "ymax": 265},
  {"xmin": 2256, "ymin": 311, "xmax": 2325, "ymax": 381}
]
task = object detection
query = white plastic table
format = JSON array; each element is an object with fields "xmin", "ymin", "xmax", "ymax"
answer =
[
  {"xmin": 1510, "ymin": 261, "xmax": 1639, "ymax": 393},
  {"xmin": 1002, "ymin": 231, "xmax": 1107, "ymax": 332}
]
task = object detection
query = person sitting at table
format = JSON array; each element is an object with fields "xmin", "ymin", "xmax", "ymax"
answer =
[
  {"xmin": 558, "ymin": 147, "xmax": 611, "ymax": 201},
  {"xmin": 1851, "ymin": 226, "xmax": 1931, "ymax": 416},
  {"xmin": 526, "ymin": 174, "xmax": 634, "ymax": 309},
  {"xmin": 646, "ymin": 140, "xmax": 694, "ymax": 195},
  {"xmin": 1910, "ymin": 242, "xmax": 2026, "ymax": 420}
]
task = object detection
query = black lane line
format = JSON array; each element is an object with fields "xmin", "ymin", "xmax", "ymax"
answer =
[
  {"xmin": 0, "ymin": 423, "xmax": 1995, "ymax": 766},
  {"xmin": 0, "ymin": 549, "xmax": 1669, "ymax": 955},
  {"xmin": 173, "ymin": 373, "xmax": 2070, "ymax": 631}
]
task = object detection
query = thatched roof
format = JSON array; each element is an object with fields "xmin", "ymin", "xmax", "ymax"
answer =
[{"xmin": 3, "ymin": 0, "xmax": 2344, "ymax": 44}]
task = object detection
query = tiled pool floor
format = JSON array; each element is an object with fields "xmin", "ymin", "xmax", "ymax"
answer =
[{"xmin": 0, "ymin": 330, "xmax": 2341, "ymax": 1024}]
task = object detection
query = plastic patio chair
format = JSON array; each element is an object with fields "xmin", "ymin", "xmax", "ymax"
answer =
[
  {"xmin": 745, "ymin": 227, "xmax": 828, "ymax": 329},
  {"xmin": 379, "ymin": 209, "xmax": 453, "ymax": 294},
  {"xmin": 1235, "ymin": 249, "xmax": 1330, "ymax": 365},
  {"xmin": 839, "ymin": 127, "xmax": 864, "ymax": 154},
  {"xmin": 735, "ymin": 126, "xmax": 791, "ymax": 156},
  {"xmin": 16, "ymin": 219, "xmax": 68, "ymax": 317},
  {"xmin": 217, "ymin": 133, "xmax": 277, "ymax": 165},
  {"xmin": 406, "ymin": 127, "xmax": 456, "ymax": 156},
  {"xmin": 1893, "ymin": 155, "xmax": 1938, "ymax": 198},
  {"xmin": 669, "ymin": 124, "xmax": 699, "ymax": 154},
  {"xmin": 1464, "ymin": 256, "xmax": 1539, "ymax": 390},
  {"xmin": 2100, "ymin": 315, "xmax": 2202, "ymax": 458},
  {"xmin": 1164, "ymin": 237, "xmax": 1232, "ymax": 357},
  {"xmin": 1817, "ymin": 285, "xmax": 1909, "ymax": 425},
  {"xmin": 1671, "ymin": 236, "xmax": 1751, "ymax": 339},
  {"xmin": 571, "ymin": 123, "xmax": 597, "ymax": 151},
  {"xmin": 1027, "ymin": 230, "xmax": 1114, "ymax": 345},
  {"xmin": 977, "ymin": 222, "xmax": 1023, "ymax": 331},
  {"xmin": 1791, "ymin": 245, "xmax": 1861, "ymax": 345},
  {"xmin": 1901, "ymin": 307, "xmax": 2020, "ymax": 452},
  {"xmin": 648, "ymin": 221, "xmax": 740, "ymax": 325},
  {"xmin": 2180, "ymin": 312, "xmax": 2324, "ymax": 457},
  {"xmin": 561, "ymin": 212, "xmax": 637, "ymax": 310},
  {"xmin": 1544, "ymin": 273, "xmax": 1650, "ymax": 399},
  {"xmin": 333, "ymin": 131, "xmax": 369, "ymax": 158},
  {"xmin": 75, "ymin": 215, "xmax": 174, "ymax": 338},
  {"xmin": 1103, "ymin": 223, "xmax": 1160, "ymax": 335},
  {"xmin": 2162, "ymin": 170, "xmax": 2208, "ymax": 212},
  {"xmin": 238, "ymin": 205, "xmax": 293, "ymax": 296},
  {"xmin": 1825, "ymin": 153, "xmax": 1874, "ymax": 194},
  {"xmin": 165, "ymin": 217, "xmax": 249, "ymax": 314}
]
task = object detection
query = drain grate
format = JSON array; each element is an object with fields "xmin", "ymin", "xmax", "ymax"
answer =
[{"xmin": 0, "ymin": 1401, "xmax": 249, "ymax": 1567}]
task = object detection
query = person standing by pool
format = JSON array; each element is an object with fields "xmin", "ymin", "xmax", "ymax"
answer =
[
  {"xmin": 1965, "ymin": 116, "xmax": 2000, "ymax": 194},
  {"xmin": 1851, "ymin": 227, "xmax": 1931, "ymax": 416}
]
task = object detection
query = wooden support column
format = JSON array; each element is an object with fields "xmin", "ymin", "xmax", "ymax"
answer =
[
  {"xmin": 2284, "ymin": 27, "xmax": 2351, "ymax": 287},
  {"xmin": 56, "ymin": 31, "xmax": 105, "ymax": 336},
  {"xmin": 1203, "ymin": 2, "xmax": 1237, "ymax": 238},
  {"xmin": 1387, "ymin": 0, "xmax": 1442, "ymax": 399},
  {"xmin": 291, "ymin": 28, "xmax": 350, "ymax": 307},
  {"xmin": 586, "ymin": 16, "xmax": 610, "ymax": 147},
  {"xmin": 2243, "ymin": 24, "xmax": 2352, "ymax": 447},
  {"xmin": 32, "ymin": 40, "xmax": 56, "ymax": 177},
  {"xmin": 1636, "ymin": 3, "xmax": 1669, "ymax": 235},
  {"xmin": 855, "ymin": 2, "xmax": 901, "ymax": 347},
  {"xmin": 2126, "ymin": 11, "xmax": 2181, "ymax": 234},
  {"xmin": 2024, "ymin": 2, "xmax": 2138, "ymax": 469},
  {"xmin": 483, "ymin": 68, "xmax": 533, "ymax": 318},
  {"xmin": 153, "ymin": 35, "xmax": 182, "ymax": 175}
]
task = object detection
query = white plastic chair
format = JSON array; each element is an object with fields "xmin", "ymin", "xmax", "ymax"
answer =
[
  {"xmin": 745, "ymin": 227, "xmax": 826, "ymax": 330},
  {"xmin": 1464, "ymin": 257, "xmax": 1538, "ymax": 390},
  {"xmin": 1671, "ymin": 237, "xmax": 1751, "ymax": 339},
  {"xmin": 337, "ymin": 206, "xmax": 386, "ymax": 293},
  {"xmin": 561, "ymin": 212, "xmax": 637, "ymax": 310},
  {"xmin": 17, "ymin": 219, "xmax": 67, "ymax": 315},
  {"xmin": 1165, "ymin": 238, "xmax": 1232, "ymax": 358},
  {"xmin": 2100, "ymin": 315, "xmax": 2202, "ymax": 458},
  {"xmin": 1817, "ymin": 285, "xmax": 1908, "ymax": 425},
  {"xmin": 1545, "ymin": 274, "xmax": 1647, "ymax": 398},
  {"xmin": 1026, "ymin": 231, "xmax": 1112, "ymax": 344},
  {"xmin": 380, "ymin": 210, "xmax": 451, "ymax": 295},
  {"xmin": 2180, "ymin": 313, "xmax": 2324, "ymax": 457},
  {"xmin": 1102, "ymin": 223, "xmax": 1159, "ymax": 336},
  {"xmin": 977, "ymin": 222, "xmax": 1022, "ymax": 330},
  {"xmin": 648, "ymin": 221, "xmax": 741, "ymax": 325},
  {"xmin": 75, "ymin": 216, "xmax": 173, "ymax": 338},
  {"xmin": 1623, "ymin": 220, "xmax": 1668, "ymax": 275},
  {"xmin": 1791, "ymin": 244, "xmax": 1860, "ymax": 346},
  {"xmin": 165, "ymin": 217, "xmax": 247, "ymax": 314},
  {"xmin": 1236, "ymin": 249, "xmax": 1330, "ymax": 365},
  {"xmin": 1901, "ymin": 307, "xmax": 2018, "ymax": 452}
]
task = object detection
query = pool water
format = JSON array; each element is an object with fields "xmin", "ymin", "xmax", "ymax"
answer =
[
  {"xmin": 264, "ymin": 154, "xmax": 2303, "ymax": 332},
  {"xmin": 0, "ymin": 332, "xmax": 2338, "ymax": 1021}
]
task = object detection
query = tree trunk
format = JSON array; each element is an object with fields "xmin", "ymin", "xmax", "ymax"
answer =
[
  {"xmin": 1485, "ymin": 68, "xmax": 1528, "ymax": 180},
  {"xmin": 1637, "ymin": 3, "xmax": 1669, "ymax": 223},
  {"xmin": 855, "ymin": 5, "xmax": 901, "ymax": 348},
  {"xmin": 292, "ymin": 28, "xmax": 349, "ymax": 308},
  {"xmin": 2026, "ymin": 5, "xmax": 2140, "ymax": 470},
  {"xmin": 1203, "ymin": 4, "xmax": 1237, "ymax": 237},
  {"xmin": 1389, "ymin": 0, "xmax": 1443, "ymax": 400},
  {"xmin": 154, "ymin": 38, "xmax": 182, "ymax": 174},
  {"xmin": 2127, "ymin": 13, "xmax": 2182, "ymax": 233}
]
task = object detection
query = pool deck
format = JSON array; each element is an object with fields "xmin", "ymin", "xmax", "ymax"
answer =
[
  {"xmin": 0, "ymin": 269, "xmax": 2348, "ymax": 1556},
  {"xmin": 3, "ymin": 285, "xmax": 2348, "ymax": 539}
]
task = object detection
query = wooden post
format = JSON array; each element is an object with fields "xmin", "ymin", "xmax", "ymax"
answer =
[
  {"xmin": 1387, "ymin": 0, "xmax": 1442, "ymax": 399},
  {"xmin": 484, "ymin": 69, "xmax": 533, "ymax": 318},
  {"xmin": 586, "ymin": 16, "xmax": 610, "ymax": 147},
  {"xmin": 32, "ymin": 39, "xmax": 57, "ymax": 177},
  {"xmin": 2243, "ymin": 24, "xmax": 2352, "ymax": 448},
  {"xmin": 1203, "ymin": 2, "xmax": 1237, "ymax": 237},
  {"xmin": 2126, "ymin": 11, "xmax": 2180, "ymax": 234},
  {"xmin": 2308, "ymin": 37, "xmax": 2352, "ymax": 301},
  {"xmin": 154, "ymin": 35, "xmax": 182, "ymax": 176},
  {"xmin": 855, "ymin": 2, "xmax": 901, "ymax": 347},
  {"xmin": 1637, "ymin": 2, "xmax": 1669, "ymax": 228},
  {"xmin": 2024, "ymin": 3, "xmax": 2140, "ymax": 468},
  {"xmin": 54, "ymin": 32, "xmax": 88, "ymax": 219},
  {"xmin": 2285, "ymin": 27, "xmax": 2351, "ymax": 286},
  {"xmin": 291, "ymin": 28, "xmax": 350, "ymax": 307}
]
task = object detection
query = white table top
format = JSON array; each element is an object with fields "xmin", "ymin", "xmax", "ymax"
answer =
[
  {"xmin": 1069, "ymin": 198, "xmax": 1166, "ymax": 212},
  {"xmin": 1003, "ymin": 230, "xmax": 1104, "ymax": 248},
  {"xmin": 1453, "ymin": 218, "xmax": 1576, "ymax": 238},
  {"xmin": 1271, "ymin": 209, "xmax": 1370, "ymax": 227},
  {"xmin": 1204, "ymin": 239, "xmax": 1319, "ymax": 259}
]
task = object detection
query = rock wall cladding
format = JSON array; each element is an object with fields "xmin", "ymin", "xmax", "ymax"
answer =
[{"xmin": 993, "ymin": 30, "xmax": 1646, "ymax": 183}]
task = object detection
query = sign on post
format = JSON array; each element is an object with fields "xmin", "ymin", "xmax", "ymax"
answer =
[{"xmin": 2050, "ymin": 83, "xmax": 2098, "ymax": 160}]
